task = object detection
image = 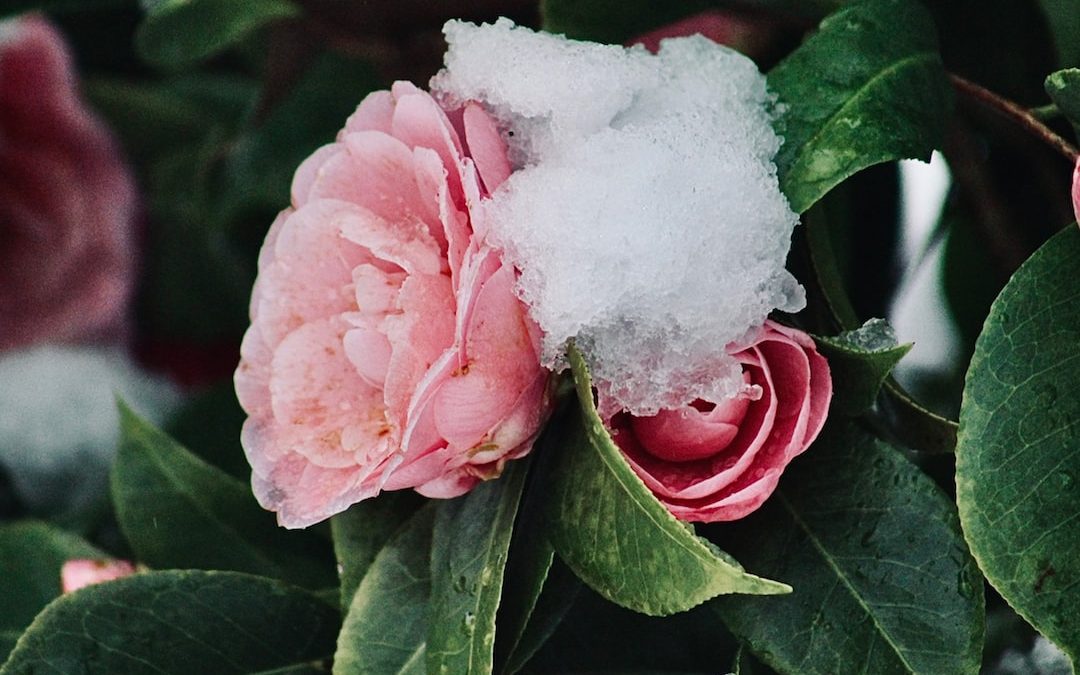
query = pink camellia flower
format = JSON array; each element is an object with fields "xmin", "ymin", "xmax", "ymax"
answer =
[
  {"xmin": 631, "ymin": 9, "xmax": 778, "ymax": 60},
  {"xmin": 235, "ymin": 82, "xmax": 551, "ymax": 528},
  {"xmin": 60, "ymin": 558, "xmax": 137, "ymax": 594},
  {"xmin": 0, "ymin": 16, "xmax": 137, "ymax": 351},
  {"xmin": 610, "ymin": 321, "xmax": 831, "ymax": 522}
]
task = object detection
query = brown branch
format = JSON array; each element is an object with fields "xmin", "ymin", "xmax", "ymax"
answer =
[{"xmin": 949, "ymin": 73, "xmax": 1078, "ymax": 163}]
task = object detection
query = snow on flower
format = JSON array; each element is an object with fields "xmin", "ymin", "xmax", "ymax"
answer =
[{"xmin": 433, "ymin": 19, "xmax": 803, "ymax": 416}]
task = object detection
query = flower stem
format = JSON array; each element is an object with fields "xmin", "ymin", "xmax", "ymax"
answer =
[{"xmin": 949, "ymin": 73, "xmax": 1078, "ymax": 163}]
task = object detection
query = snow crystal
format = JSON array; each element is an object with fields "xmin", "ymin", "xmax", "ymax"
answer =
[{"xmin": 433, "ymin": 19, "xmax": 803, "ymax": 415}]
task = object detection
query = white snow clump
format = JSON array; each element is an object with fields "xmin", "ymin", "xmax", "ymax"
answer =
[{"xmin": 432, "ymin": 19, "xmax": 803, "ymax": 415}]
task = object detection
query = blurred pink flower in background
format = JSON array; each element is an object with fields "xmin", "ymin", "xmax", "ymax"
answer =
[
  {"xmin": 631, "ymin": 9, "xmax": 778, "ymax": 59},
  {"xmin": 236, "ymin": 83, "xmax": 551, "ymax": 528},
  {"xmin": 611, "ymin": 321, "xmax": 831, "ymax": 522},
  {"xmin": 0, "ymin": 16, "xmax": 137, "ymax": 351},
  {"xmin": 60, "ymin": 558, "xmax": 138, "ymax": 594}
]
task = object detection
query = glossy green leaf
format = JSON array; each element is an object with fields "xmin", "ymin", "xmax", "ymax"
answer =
[
  {"xmin": 956, "ymin": 226, "xmax": 1080, "ymax": 663},
  {"xmin": 814, "ymin": 319, "xmax": 912, "ymax": 416},
  {"xmin": 497, "ymin": 554, "xmax": 579, "ymax": 675},
  {"xmin": 331, "ymin": 491, "xmax": 424, "ymax": 610},
  {"xmin": 496, "ymin": 423, "xmax": 581, "ymax": 675},
  {"xmin": 334, "ymin": 506, "xmax": 435, "ymax": 675},
  {"xmin": 525, "ymin": 584, "xmax": 740, "ymax": 673},
  {"xmin": 802, "ymin": 206, "xmax": 958, "ymax": 452},
  {"xmin": 547, "ymin": 347, "xmax": 789, "ymax": 617},
  {"xmin": 223, "ymin": 52, "xmax": 381, "ymax": 215},
  {"xmin": 0, "ymin": 522, "xmax": 102, "ymax": 661},
  {"xmin": 0, "ymin": 570, "xmax": 339, "ymax": 674},
  {"xmin": 711, "ymin": 422, "xmax": 984, "ymax": 674},
  {"xmin": 135, "ymin": 0, "xmax": 300, "ymax": 69},
  {"xmin": 427, "ymin": 460, "xmax": 530, "ymax": 674},
  {"xmin": 111, "ymin": 404, "xmax": 334, "ymax": 589},
  {"xmin": 769, "ymin": 0, "xmax": 949, "ymax": 213},
  {"xmin": 86, "ymin": 74, "xmax": 258, "ymax": 168},
  {"xmin": 1045, "ymin": 68, "xmax": 1080, "ymax": 135}
]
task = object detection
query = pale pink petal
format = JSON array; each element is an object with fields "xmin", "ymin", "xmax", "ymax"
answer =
[
  {"xmin": 382, "ymin": 273, "xmax": 457, "ymax": 430},
  {"xmin": 337, "ymin": 200, "xmax": 444, "ymax": 276},
  {"xmin": 343, "ymin": 90, "xmax": 395, "ymax": 135},
  {"xmin": 268, "ymin": 316, "xmax": 385, "ymax": 469},
  {"xmin": 309, "ymin": 131, "xmax": 434, "ymax": 232},
  {"xmin": 432, "ymin": 263, "xmax": 541, "ymax": 449},
  {"xmin": 343, "ymin": 326, "xmax": 392, "ymax": 388},
  {"xmin": 390, "ymin": 90, "xmax": 465, "ymax": 200},
  {"xmin": 413, "ymin": 466, "xmax": 479, "ymax": 499},
  {"xmin": 252, "ymin": 454, "xmax": 378, "ymax": 529},
  {"xmin": 290, "ymin": 144, "xmax": 341, "ymax": 208},
  {"xmin": 236, "ymin": 322, "xmax": 273, "ymax": 414},
  {"xmin": 463, "ymin": 102, "xmax": 511, "ymax": 194},
  {"xmin": 61, "ymin": 559, "xmax": 137, "ymax": 593},
  {"xmin": 255, "ymin": 201, "xmax": 369, "ymax": 348}
]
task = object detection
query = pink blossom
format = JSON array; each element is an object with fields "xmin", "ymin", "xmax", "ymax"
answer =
[
  {"xmin": 235, "ymin": 83, "xmax": 551, "ymax": 528},
  {"xmin": 611, "ymin": 321, "xmax": 831, "ymax": 522},
  {"xmin": 0, "ymin": 16, "xmax": 137, "ymax": 351},
  {"xmin": 631, "ymin": 10, "xmax": 777, "ymax": 59},
  {"xmin": 60, "ymin": 558, "xmax": 137, "ymax": 593}
]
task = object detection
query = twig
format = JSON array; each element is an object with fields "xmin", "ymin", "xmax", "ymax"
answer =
[{"xmin": 949, "ymin": 73, "xmax": 1078, "ymax": 163}]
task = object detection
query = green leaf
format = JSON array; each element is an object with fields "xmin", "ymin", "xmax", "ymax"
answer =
[
  {"xmin": 111, "ymin": 404, "xmax": 334, "ymax": 590},
  {"xmin": 0, "ymin": 522, "xmax": 102, "ymax": 662},
  {"xmin": 135, "ymin": 0, "xmax": 301, "ymax": 69},
  {"xmin": 331, "ymin": 491, "xmax": 424, "ymax": 611},
  {"xmin": 496, "ymin": 554, "xmax": 579, "ymax": 675},
  {"xmin": 956, "ymin": 226, "xmax": 1080, "ymax": 663},
  {"xmin": 334, "ymin": 506, "xmax": 435, "ymax": 675},
  {"xmin": 802, "ymin": 205, "xmax": 958, "ymax": 452},
  {"xmin": 223, "ymin": 52, "xmax": 382, "ymax": 215},
  {"xmin": 1045, "ymin": 68, "xmax": 1080, "ymax": 135},
  {"xmin": 526, "ymin": 584, "xmax": 740, "ymax": 673},
  {"xmin": 86, "ymin": 74, "xmax": 258, "ymax": 168},
  {"xmin": 426, "ymin": 461, "xmax": 529, "ymax": 674},
  {"xmin": 0, "ymin": 570, "xmax": 339, "ymax": 674},
  {"xmin": 546, "ymin": 347, "xmax": 789, "ymax": 617},
  {"xmin": 814, "ymin": 319, "xmax": 912, "ymax": 416},
  {"xmin": 768, "ymin": 0, "xmax": 949, "ymax": 213},
  {"xmin": 164, "ymin": 380, "xmax": 251, "ymax": 481},
  {"xmin": 495, "ymin": 423, "xmax": 582, "ymax": 674},
  {"xmin": 711, "ymin": 422, "xmax": 985, "ymax": 674}
]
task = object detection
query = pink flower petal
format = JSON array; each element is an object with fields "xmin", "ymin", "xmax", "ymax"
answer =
[
  {"xmin": 343, "ymin": 90, "xmax": 395, "ymax": 135},
  {"xmin": 61, "ymin": 559, "xmax": 137, "ymax": 593},
  {"xmin": 463, "ymin": 102, "xmax": 511, "ymax": 194}
]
